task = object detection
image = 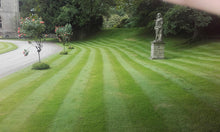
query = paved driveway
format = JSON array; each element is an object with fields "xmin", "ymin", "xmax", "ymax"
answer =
[{"xmin": 0, "ymin": 40, "xmax": 62, "ymax": 79}]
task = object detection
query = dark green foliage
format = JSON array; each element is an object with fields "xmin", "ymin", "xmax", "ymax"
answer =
[
  {"xmin": 35, "ymin": 0, "xmax": 70, "ymax": 33},
  {"xmin": 19, "ymin": 0, "xmax": 37, "ymax": 17},
  {"xmin": 116, "ymin": 0, "xmax": 170, "ymax": 27},
  {"xmin": 55, "ymin": 0, "xmax": 110, "ymax": 39},
  {"xmin": 20, "ymin": 0, "xmax": 113, "ymax": 38},
  {"xmin": 32, "ymin": 62, "xmax": 50, "ymax": 70},
  {"xmin": 204, "ymin": 15, "xmax": 220, "ymax": 36},
  {"xmin": 164, "ymin": 6, "xmax": 212, "ymax": 40}
]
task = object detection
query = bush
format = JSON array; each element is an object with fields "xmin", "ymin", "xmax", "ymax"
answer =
[
  {"xmin": 68, "ymin": 46, "xmax": 74, "ymax": 49},
  {"xmin": 116, "ymin": 18, "xmax": 129, "ymax": 28},
  {"xmin": 103, "ymin": 14, "xmax": 129, "ymax": 29},
  {"xmin": 32, "ymin": 62, "xmax": 50, "ymax": 70},
  {"xmin": 60, "ymin": 51, "xmax": 68, "ymax": 55}
]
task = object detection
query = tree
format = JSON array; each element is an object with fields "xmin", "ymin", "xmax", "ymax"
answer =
[
  {"xmin": 19, "ymin": 15, "xmax": 46, "ymax": 62},
  {"xmin": 55, "ymin": 24, "xmax": 72, "ymax": 54},
  {"xmin": 55, "ymin": 0, "xmax": 114, "ymax": 39},
  {"xmin": 164, "ymin": 6, "xmax": 212, "ymax": 41}
]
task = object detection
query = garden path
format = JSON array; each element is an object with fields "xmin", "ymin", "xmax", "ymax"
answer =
[{"xmin": 0, "ymin": 40, "xmax": 62, "ymax": 79}]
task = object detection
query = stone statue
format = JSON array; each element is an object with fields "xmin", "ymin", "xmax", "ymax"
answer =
[
  {"xmin": 150, "ymin": 13, "xmax": 165, "ymax": 59},
  {"xmin": 154, "ymin": 13, "xmax": 163, "ymax": 43}
]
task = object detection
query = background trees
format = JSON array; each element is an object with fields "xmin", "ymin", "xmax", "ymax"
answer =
[
  {"xmin": 20, "ymin": 0, "xmax": 114, "ymax": 39},
  {"xmin": 163, "ymin": 6, "xmax": 212, "ymax": 41},
  {"xmin": 19, "ymin": 0, "xmax": 220, "ymax": 41}
]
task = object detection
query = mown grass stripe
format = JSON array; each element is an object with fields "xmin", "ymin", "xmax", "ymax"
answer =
[
  {"xmin": 0, "ymin": 45, "xmax": 69, "ymax": 89},
  {"xmin": 109, "ymin": 45, "xmax": 220, "ymax": 111},
  {"xmin": 155, "ymin": 60, "xmax": 220, "ymax": 85},
  {"xmin": 108, "ymin": 39, "xmax": 220, "ymax": 82},
  {"xmin": 101, "ymin": 38, "xmax": 220, "ymax": 62},
  {"xmin": 97, "ymin": 39, "xmax": 220, "ymax": 71},
  {"xmin": 73, "ymin": 48, "xmax": 106, "ymax": 131},
  {"xmin": 104, "ymin": 47, "xmax": 196, "ymax": 131},
  {"xmin": 101, "ymin": 48, "xmax": 135, "ymax": 132},
  {"xmin": 80, "ymin": 40, "xmax": 220, "ymax": 85},
  {"xmin": 0, "ymin": 48, "xmax": 81, "ymax": 123},
  {"xmin": 0, "ymin": 71, "xmax": 47, "ymax": 102},
  {"xmin": 118, "ymin": 44, "xmax": 220, "ymax": 78},
  {"xmin": 19, "ymin": 47, "xmax": 91, "ymax": 132},
  {"xmin": 0, "ymin": 43, "xmax": 5, "ymax": 48},
  {"xmin": 0, "ymin": 43, "xmax": 9, "ymax": 50},
  {"xmin": 0, "ymin": 47, "xmax": 87, "ymax": 131},
  {"xmin": 98, "ymin": 39, "xmax": 149, "ymax": 54},
  {"xmin": 107, "ymin": 47, "xmax": 220, "ymax": 131},
  {"xmin": 78, "ymin": 41, "xmax": 218, "ymax": 130},
  {"xmin": 183, "ymin": 50, "xmax": 220, "ymax": 58},
  {"xmin": 166, "ymin": 50, "xmax": 220, "ymax": 62},
  {"xmin": 173, "ymin": 58, "xmax": 220, "ymax": 72},
  {"xmin": 0, "ymin": 42, "xmax": 17, "ymax": 54},
  {"xmin": 0, "ymin": 28, "xmax": 219, "ymax": 131},
  {"xmin": 97, "ymin": 41, "xmax": 220, "ymax": 86},
  {"xmin": 108, "ymin": 46, "xmax": 200, "ymax": 130},
  {"xmin": 0, "ymin": 47, "xmax": 79, "ymax": 101},
  {"xmin": 49, "ymin": 47, "xmax": 96, "ymax": 132},
  {"xmin": 104, "ymin": 47, "xmax": 168, "ymax": 131}
]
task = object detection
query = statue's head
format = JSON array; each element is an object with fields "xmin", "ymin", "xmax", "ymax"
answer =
[{"xmin": 157, "ymin": 13, "xmax": 162, "ymax": 18}]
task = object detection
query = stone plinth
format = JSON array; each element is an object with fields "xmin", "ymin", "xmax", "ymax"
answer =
[{"xmin": 150, "ymin": 42, "xmax": 165, "ymax": 59}]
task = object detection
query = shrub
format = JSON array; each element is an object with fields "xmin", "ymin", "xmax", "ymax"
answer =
[
  {"xmin": 60, "ymin": 51, "xmax": 68, "ymax": 55},
  {"xmin": 103, "ymin": 14, "xmax": 129, "ymax": 29},
  {"xmin": 32, "ymin": 62, "xmax": 50, "ymax": 70},
  {"xmin": 68, "ymin": 46, "xmax": 74, "ymax": 49}
]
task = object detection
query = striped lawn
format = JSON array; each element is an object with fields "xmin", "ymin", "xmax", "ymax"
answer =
[
  {"xmin": 0, "ymin": 28, "xmax": 219, "ymax": 132},
  {"xmin": 0, "ymin": 42, "xmax": 17, "ymax": 54}
]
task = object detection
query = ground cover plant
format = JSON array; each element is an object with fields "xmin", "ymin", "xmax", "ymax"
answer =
[
  {"xmin": 0, "ymin": 42, "xmax": 17, "ymax": 54},
  {"xmin": 0, "ymin": 28, "xmax": 219, "ymax": 132}
]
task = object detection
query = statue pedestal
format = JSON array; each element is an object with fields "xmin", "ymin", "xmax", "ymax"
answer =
[{"xmin": 150, "ymin": 41, "xmax": 165, "ymax": 59}]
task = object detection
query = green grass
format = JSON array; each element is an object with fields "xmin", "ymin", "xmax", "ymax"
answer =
[
  {"xmin": 0, "ymin": 42, "xmax": 17, "ymax": 54},
  {"xmin": 0, "ymin": 28, "xmax": 219, "ymax": 132}
]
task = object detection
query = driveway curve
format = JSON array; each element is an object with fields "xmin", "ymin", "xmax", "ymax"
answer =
[{"xmin": 0, "ymin": 40, "xmax": 62, "ymax": 79}]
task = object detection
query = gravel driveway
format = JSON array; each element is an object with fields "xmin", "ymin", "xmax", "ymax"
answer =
[{"xmin": 0, "ymin": 40, "xmax": 62, "ymax": 79}]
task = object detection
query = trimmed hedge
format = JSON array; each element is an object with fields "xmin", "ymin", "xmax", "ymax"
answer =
[{"xmin": 32, "ymin": 62, "xmax": 50, "ymax": 70}]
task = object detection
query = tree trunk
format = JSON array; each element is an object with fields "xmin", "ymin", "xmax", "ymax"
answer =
[
  {"xmin": 192, "ymin": 27, "xmax": 199, "ymax": 41},
  {"xmin": 38, "ymin": 51, "xmax": 41, "ymax": 63},
  {"xmin": 63, "ymin": 43, "xmax": 66, "ymax": 52}
]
